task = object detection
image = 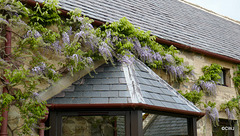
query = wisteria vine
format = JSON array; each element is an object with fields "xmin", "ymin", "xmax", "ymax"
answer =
[{"xmin": 192, "ymin": 64, "xmax": 222, "ymax": 95}]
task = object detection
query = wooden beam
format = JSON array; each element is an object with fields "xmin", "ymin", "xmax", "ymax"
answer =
[{"xmin": 37, "ymin": 60, "xmax": 105, "ymax": 102}]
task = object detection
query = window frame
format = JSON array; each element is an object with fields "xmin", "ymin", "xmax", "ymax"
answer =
[{"xmin": 46, "ymin": 108, "xmax": 198, "ymax": 136}]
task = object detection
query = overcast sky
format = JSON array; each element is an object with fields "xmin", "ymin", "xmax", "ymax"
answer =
[{"xmin": 185, "ymin": 0, "xmax": 240, "ymax": 21}]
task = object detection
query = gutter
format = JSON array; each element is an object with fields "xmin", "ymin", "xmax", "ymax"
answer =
[
  {"xmin": 48, "ymin": 103, "xmax": 205, "ymax": 119},
  {"xmin": 0, "ymin": 24, "xmax": 11, "ymax": 136},
  {"xmin": 20, "ymin": 0, "xmax": 240, "ymax": 64}
]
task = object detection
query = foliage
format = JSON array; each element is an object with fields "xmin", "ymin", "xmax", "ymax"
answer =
[
  {"xmin": 220, "ymin": 96, "xmax": 240, "ymax": 120},
  {"xmin": 96, "ymin": 17, "xmax": 194, "ymax": 83},
  {"xmin": 178, "ymin": 90, "xmax": 203, "ymax": 105},
  {"xmin": 204, "ymin": 101, "xmax": 219, "ymax": 126},
  {"xmin": 0, "ymin": 0, "xmax": 195, "ymax": 134},
  {"xmin": 192, "ymin": 64, "xmax": 222, "ymax": 95},
  {"xmin": 233, "ymin": 65, "xmax": 240, "ymax": 92},
  {"xmin": 30, "ymin": 0, "xmax": 61, "ymax": 26}
]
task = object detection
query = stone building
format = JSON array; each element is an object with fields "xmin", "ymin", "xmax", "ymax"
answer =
[
  {"xmin": 3, "ymin": 0, "xmax": 240, "ymax": 136},
  {"xmin": 43, "ymin": 0, "xmax": 239, "ymax": 135}
]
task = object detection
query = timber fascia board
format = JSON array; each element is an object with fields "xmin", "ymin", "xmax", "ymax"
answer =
[{"xmin": 37, "ymin": 59, "xmax": 105, "ymax": 102}]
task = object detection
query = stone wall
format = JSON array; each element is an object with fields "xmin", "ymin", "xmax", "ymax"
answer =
[{"xmin": 172, "ymin": 50, "xmax": 238, "ymax": 136}]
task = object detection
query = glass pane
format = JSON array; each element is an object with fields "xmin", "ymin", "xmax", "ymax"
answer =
[
  {"xmin": 143, "ymin": 114, "xmax": 188, "ymax": 136},
  {"xmin": 62, "ymin": 116, "xmax": 125, "ymax": 136},
  {"xmin": 218, "ymin": 71, "xmax": 224, "ymax": 85}
]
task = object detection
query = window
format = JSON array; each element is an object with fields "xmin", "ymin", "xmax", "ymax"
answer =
[
  {"xmin": 62, "ymin": 116, "xmax": 125, "ymax": 136},
  {"xmin": 212, "ymin": 119, "xmax": 236, "ymax": 136},
  {"xmin": 218, "ymin": 68, "xmax": 230, "ymax": 87}
]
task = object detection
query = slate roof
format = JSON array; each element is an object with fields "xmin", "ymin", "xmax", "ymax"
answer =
[
  {"xmin": 48, "ymin": 60, "xmax": 201, "ymax": 113},
  {"xmin": 144, "ymin": 115, "xmax": 188, "ymax": 136},
  {"xmin": 55, "ymin": 0, "xmax": 240, "ymax": 61}
]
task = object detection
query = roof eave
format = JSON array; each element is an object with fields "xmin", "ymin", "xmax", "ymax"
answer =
[{"xmin": 48, "ymin": 103, "xmax": 205, "ymax": 119}]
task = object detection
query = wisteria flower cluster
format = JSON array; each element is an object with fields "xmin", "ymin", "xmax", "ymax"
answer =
[
  {"xmin": 192, "ymin": 80, "xmax": 217, "ymax": 95},
  {"xmin": 225, "ymin": 108, "xmax": 236, "ymax": 120},
  {"xmin": 206, "ymin": 106, "xmax": 219, "ymax": 126},
  {"xmin": 96, "ymin": 18, "xmax": 194, "ymax": 82},
  {"xmin": 31, "ymin": 62, "xmax": 59, "ymax": 81},
  {"xmin": 192, "ymin": 64, "xmax": 222, "ymax": 95},
  {"xmin": 220, "ymin": 98, "xmax": 239, "ymax": 120}
]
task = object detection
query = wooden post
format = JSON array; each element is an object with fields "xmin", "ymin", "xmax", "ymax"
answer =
[
  {"xmin": 130, "ymin": 110, "xmax": 143, "ymax": 136},
  {"xmin": 188, "ymin": 117, "xmax": 197, "ymax": 136}
]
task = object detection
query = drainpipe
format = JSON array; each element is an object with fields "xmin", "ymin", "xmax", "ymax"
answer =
[
  {"xmin": 0, "ymin": 24, "xmax": 11, "ymax": 136},
  {"xmin": 39, "ymin": 108, "xmax": 49, "ymax": 136}
]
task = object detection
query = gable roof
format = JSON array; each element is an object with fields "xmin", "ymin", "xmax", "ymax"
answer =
[
  {"xmin": 56, "ymin": 0, "xmax": 240, "ymax": 61},
  {"xmin": 48, "ymin": 60, "xmax": 201, "ymax": 115}
]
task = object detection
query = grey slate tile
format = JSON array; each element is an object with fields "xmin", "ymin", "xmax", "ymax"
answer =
[
  {"xmin": 72, "ymin": 98, "xmax": 91, "ymax": 104},
  {"xmin": 118, "ymin": 77, "xmax": 126, "ymax": 84},
  {"xmin": 90, "ymin": 98, "xmax": 109, "ymax": 104},
  {"xmin": 109, "ymin": 98, "xmax": 128, "ymax": 103},
  {"xmin": 151, "ymin": 99, "xmax": 165, "ymax": 107},
  {"xmin": 110, "ymin": 84, "xmax": 128, "ymax": 90},
  {"xmin": 100, "ymin": 91, "xmax": 119, "ymax": 97},
  {"xmin": 93, "ymin": 85, "xmax": 110, "ymax": 91},
  {"xmin": 52, "ymin": 97, "xmax": 74, "ymax": 104},
  {"xmin": 75, "ymin": 85, "xmax": 93, "ymax": 91},
  {"xmin": 119, "ymin": 91, "xmax": 130, "ymax": 97},
  {"xmin": 161, "ymin": 95, "xmax": 175, "ymax": 103}
]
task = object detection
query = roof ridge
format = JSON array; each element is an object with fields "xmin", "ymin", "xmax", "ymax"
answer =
[{"xmin": 179, "ymin": 0, "xmax": 240, "ymax": 25}]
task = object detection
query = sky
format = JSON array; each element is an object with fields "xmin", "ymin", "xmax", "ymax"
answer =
[{"xmin": 185, "ymin": 0, "xmax": 240, "ymax": 21}]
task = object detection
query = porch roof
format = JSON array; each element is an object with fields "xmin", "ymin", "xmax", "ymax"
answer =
[{"xmin": 47, "ymin": 60, "xmax": 202, "ymax": 116}]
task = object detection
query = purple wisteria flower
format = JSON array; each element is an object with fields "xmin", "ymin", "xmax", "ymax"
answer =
[
  {"xmin": 74, "ymin": 31, "xmax": 84, "ymax": 41},
  {"xmin": 71, "ymin": 54, "xmax": 79, "ymax": 63},
  {"xmin": 26, "ymin": 30, "xmax": 32, "ymax": 37},
  {"xmin": 32, "ymin": 92, "xmax": 39, "ymax": 97},
  {"xmin": 132, "ymin": 37, "xmax": 142, "ymax": 55},
  {"xmin": 119, "ymin": 52, "xmax": 135, "ymax": 65},
  {"xmin": 17, "ymin": 19, "xmax": 27, "ymax": 26},
  {"xmin": 74, "ymin": 16, "xmax": 84, "ymax": 22},
  {"xmin": 86, "ymin": 35, "xmax": 99, "ymax": 52},
  {"xmin": 52, "ymin": 41, "xmax": 61, "ymax": 54},
  {"xmin": 31, "ymin": 62, "xmax": 46, "ymax": 75},
  {"xmin": 153, "ymin": 52, "xmax": 162, "ymax": 61},
  {"xmin": 49, "ymin": 69, "xmax": 57, "ymax": 74},
  {"xmin": 164, "ymin": 54, "xmax": 175, "ymax": 63},
  {"xmin": 192, "ymin": 83, "xmax": 201, "ymax": 92},
  {"xmin": 34, "ymin": 30, "xmax": 41, "ymax": 38},
  {"xmin": 99, "ymin": 42, "xmax": 112, "ymax": 59},
  {"xmin": 206, "ymin": 106, "xmax": 219, "ymax": 126},
  {"xmin": 0, "ymin": 17, "xmax": 8, "ymax": 24},
  {"xmin": 67, "ymin": 26, "xmax": 72, "ymax": 36},
  {"xmin": 25, "ymin": 30, "xmax": 41, "ymax": 38},
  {"xmin": 106, "ymin": 31, "xmax": 111, "ymax": 39},
  {"xmin": 4, "ymin": 5, "xmax": 11, "ymax": 10},
  {"xmin": 112, "ymin": 36, "xmax": 119, "ymax": 42},
  {"xmin": 62, "ymin": 32, "xmax": 70, "ymax": 44},
  {"xmin": 80, "ymin": 24, "xmax": 93, "ymax": 30},
  {"xmin": 225, "ymin": 108, "xmax": 235, "ymax": 120},
  {"xmin": 176, "ymin": 65, "xmax": 185, "ymax": 78},
  {"xmin": 200, "ymin": 80, "xmax": 216, "ymax": 95},
  {"xmin": 86, "ymin": 57, "xmax": 93, "ymax": 64},
  {"xmin": 141, "ymin": 46, "xmax": 153, "ymax": 62},
  {"xmin": 165, "ymin": 65, "xmax": 177, "ymax": 79}
]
